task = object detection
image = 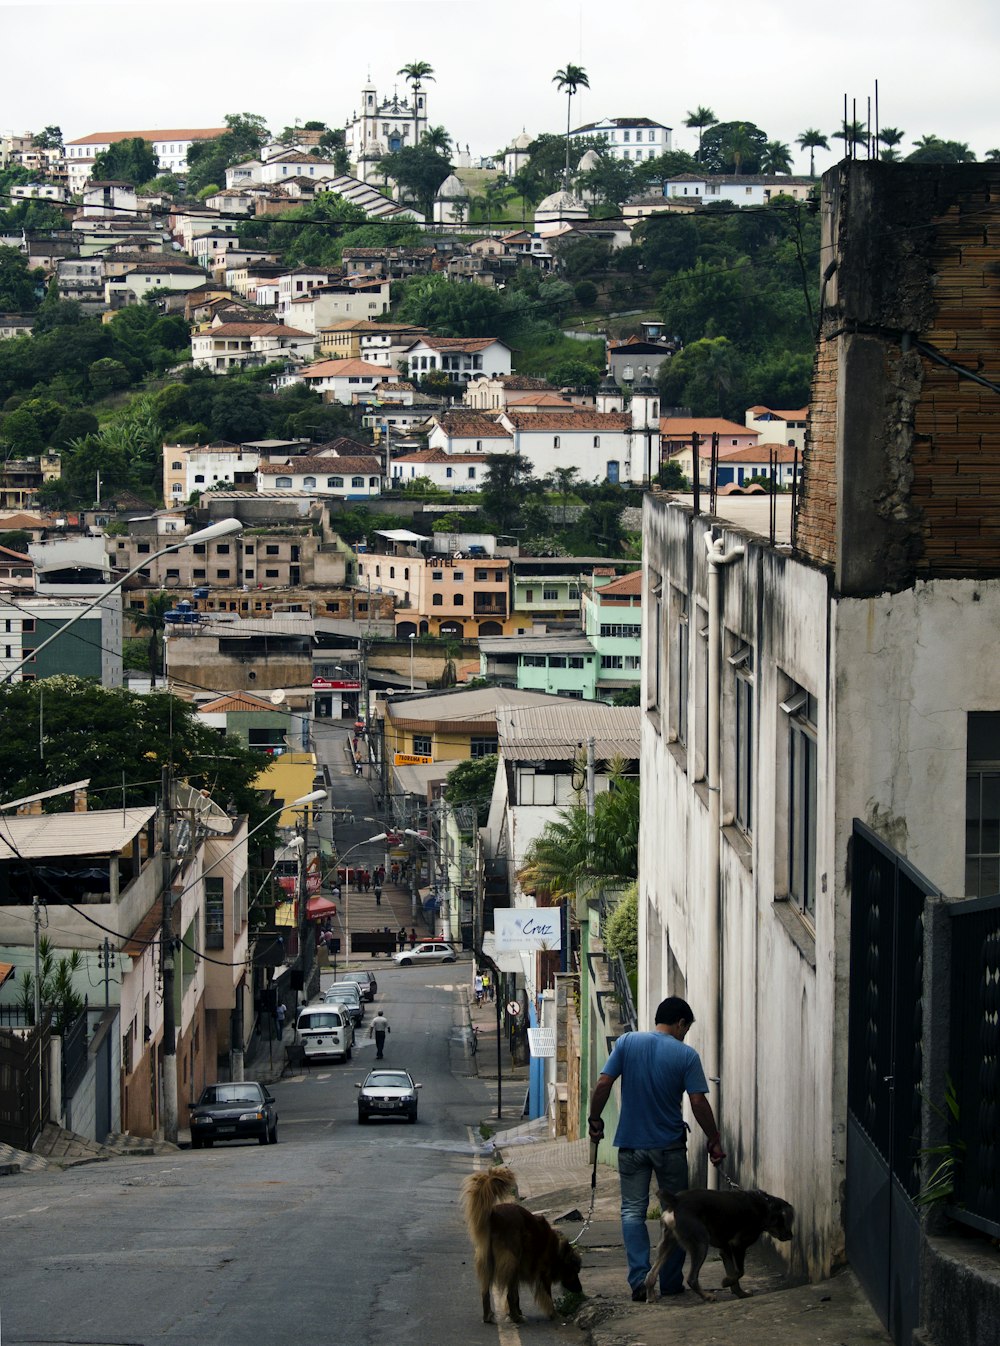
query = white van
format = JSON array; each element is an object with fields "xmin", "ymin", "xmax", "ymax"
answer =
[{"xmin": 296, "ymin": 1005, "xmax": 353, "ymax": 1063}]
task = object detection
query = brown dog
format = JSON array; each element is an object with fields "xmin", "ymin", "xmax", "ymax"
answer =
[
  {"xmin": 462, "ymin": 1167, "xmax": 584, "ymax": 1323},
  {"xmin": 644, "ymin": 1188, "xmax": 794, "ymax": 1302}
]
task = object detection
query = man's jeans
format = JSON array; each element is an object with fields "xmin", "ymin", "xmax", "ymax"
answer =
[{"xmin": 618, "ymin": 1146, "xmax": 688, "ymax": 1293}]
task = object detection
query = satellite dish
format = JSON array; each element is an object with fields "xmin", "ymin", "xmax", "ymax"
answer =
[
  {"xmin": 270, "ymin": 689, "xmax": 287, "ymax": 705},
  {"xmin": 172, "ymin": 782, "xmax": 233, "ymax": 834}
]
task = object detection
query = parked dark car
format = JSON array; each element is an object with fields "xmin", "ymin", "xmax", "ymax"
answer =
[
  {"xmin": 189, "ymin": 1081, "xmax": 278, "ymax": 1147},
  {"xmin": 335, "ymin": 970, "xmax": 377, "ymax": 1001},
  {"xmin": 355, "ymin": 1068, "xmax": 422, "ymax": 1124}
]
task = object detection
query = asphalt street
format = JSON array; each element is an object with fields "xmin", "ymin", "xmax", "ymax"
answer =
[{"xmin": 0, "ymin": 965, "xmax": 575, "ymax": 1346}]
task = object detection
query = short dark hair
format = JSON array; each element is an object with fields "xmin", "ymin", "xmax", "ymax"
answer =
[{"xmin": 655, "ymin": 995, "xmax": 694, "ymax": 1027}]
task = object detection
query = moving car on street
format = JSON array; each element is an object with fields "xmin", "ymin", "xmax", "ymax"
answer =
[
  {"xmin": 355, "ymin": 1068, "xmax": 422, "ymax": 1124},
  {"xmin": 189, "ymin": 1082, "xmax": 278, "ymax": 1147},
  {"xmin": 392, "ymin": 941, "xmax": 457, "ymax": 966}
]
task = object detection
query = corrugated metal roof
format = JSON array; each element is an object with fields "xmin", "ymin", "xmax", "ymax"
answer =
[
  {"xmin": 392, "ymin": 762, "xmax": 455, "ymax": 795},
  {"xmin": 385, "ymin": 686, "xmax": 562, "ymax": 725},
  {"xmin": 497, "ymin": 704, "xmax": 640, "ymax": 760},
  {"xmin": 0, "ymin": 807, "xmax": 156, "ymax": 860},
  {"xmin": 478, "ymin": 634, "xmax": 595, "ymax": 656}
]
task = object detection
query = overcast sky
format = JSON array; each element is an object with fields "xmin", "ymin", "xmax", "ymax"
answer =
[{"xmin": 3, "ymin": 0, "xmax": 997, "ymax": 173}]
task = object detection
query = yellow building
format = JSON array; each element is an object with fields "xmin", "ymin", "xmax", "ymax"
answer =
[{"xmin": 255, "ymin": 751, "xmax": 320, "ymax": 827}]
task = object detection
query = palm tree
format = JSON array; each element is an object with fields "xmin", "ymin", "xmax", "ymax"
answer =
[
  {"xmin": 832, "ymin": 120, "xmax": 869, "ymax": 156},
  {"xmin": 398, "ymin": 61, "xmax": 435, "ymax": 147},
  {"xmin": 877, "ymin": 126, "xmax": 905, "ymax": 161},
  {"xmin": 720, "ymin": 122, "xmax": 755, "ymax": 175},
  {"xmin": 986, "ymin": 149, "xmax": 1000, "ymax": 162},
  {"xmin": 421, "ymin": 125, "xmax": 452, "ymax": 157},
  {"xmin": 553, "ymin": 63, "xmax": 590, "ymax": 187},
  {"xmin": 132, "ymin": 589, "xmax": 174, "ymax": 688},
  {"xmin": 517, "ymin": 765, "xmax": 639, "ymax": 897},
  {"xmin": 760, "ymin": 140, "xmax": 793, "ymax": 175},
  {"xmin": 684, "ymin": 106, "xmax": 717, "ymax": 163},
  {"xmin": 796, "ymin": 128, "xmax": 829, "ymax": 177}
]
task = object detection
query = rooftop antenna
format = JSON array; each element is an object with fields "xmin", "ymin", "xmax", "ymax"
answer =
[{"xmin": 874, "ymin": 79, "xmax": 880, "ymax": 158}]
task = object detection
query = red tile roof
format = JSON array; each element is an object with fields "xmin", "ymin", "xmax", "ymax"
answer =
[
  {"xmin": 597, "ymin": 570, "xmax": 642, "ymax": 596},
  {"xmin": 393, "ymin": 447, "xmax": 490, "ymax": 464},
  {"xmin": 746, "ymin": 405, "xmax": 809, "ymax": 419},
  {"xmin": 506, "ymin": 410, "xmax": 631, "ymax": 432},
  {"xmin": 433, "ymin": 411, "xmax": 512, "ymax": 439},
  {"xmin": 67, "ymin": 128, "xmax": 226, "ymax": 146},
  {"xmin": 258, "ymin": 456, "xmax": 381, "ymax": 475},
  {"xmin": 718, "ymin": 444, "xmax": 801, "ymax": 462},
  {"xmin": 409, "ymin": 336, "xmax": 506, "ymax": 353},
  {"xmin": 660, "ymin": 417, "xmax": 760, "ymax": 438},
  {"xmin": 200, "ymin": 322, "xmax": 311, "ymax": 338},
  {"xmin": 301, "ymin": 359, "xmax": 393, "ymax": 379}
]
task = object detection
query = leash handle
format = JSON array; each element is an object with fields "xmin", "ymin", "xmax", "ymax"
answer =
[{"xmin": 589, "ymin": 1139, "xmax": 599, "ymax": 1168}]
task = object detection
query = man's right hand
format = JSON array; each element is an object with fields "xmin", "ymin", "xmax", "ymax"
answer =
[
  {"xmin": 707, "ymin": 1138, "xmax": 726, "ymax": 1167},
  {"xmin": 588, "ymin": 1116, "xmax": 604, "ymax": 1142}
]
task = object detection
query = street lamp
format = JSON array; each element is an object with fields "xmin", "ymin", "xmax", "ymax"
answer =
[
  {"xmin": 332, "ymin": 832, "xmax": 387, "ymax": 966},
  {"xmin": 3, "ymin": 517, "xmax": 244, "ymax": 684},
  {"xmin": 408, "ymin": 632, "xmax": 415, "ymax": 692},
  {"xmin": 405, "ymin": 826, "xmax": 451, "ymax": 940}
]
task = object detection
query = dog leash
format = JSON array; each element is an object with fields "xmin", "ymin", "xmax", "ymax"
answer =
[
  {"xmin": 717, "ymin": 1166, "xmax": 742, "ymax": 1191},
  {"xmin": 567, "ymin": 1143, "xmax": 600, "ymax": 1247}
]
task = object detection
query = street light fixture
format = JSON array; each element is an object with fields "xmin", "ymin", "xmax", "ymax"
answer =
[{"xmin": 3, "ymin": 517, "xmax": 245, "ymax": 685}]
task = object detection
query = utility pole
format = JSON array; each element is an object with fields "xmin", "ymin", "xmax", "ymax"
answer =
[
  {"xmin": 160, "ymin": 765, "xmax": 178, "ymax": 1143},
  {"xmin": 98, "ymin": 936, "xmax": 116, "ymax": 1138},
  {"xmin": 32, "ymin": 895, "xmax": 41, "ymax": 1027}
]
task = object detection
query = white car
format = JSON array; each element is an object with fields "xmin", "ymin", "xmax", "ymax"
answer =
[{"xmin": 393, "ymin": 941, "xmax": 457, "ymax": 966}]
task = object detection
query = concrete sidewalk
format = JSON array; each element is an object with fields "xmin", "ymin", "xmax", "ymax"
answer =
[{"xmin": 489, "ymin": 1122, "xmax": 891, "ymax": 1345}]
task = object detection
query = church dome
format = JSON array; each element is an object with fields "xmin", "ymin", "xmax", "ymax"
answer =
[
  {"xmin": 436, "ymin": 173, "xmax": 468, "ymax": 200},
  {"xmin": 534, "ymin": 189, "xmax": 588, "ymax": 225},
  {"xmin": 577, "ymin": 148, "xmax": 602, "ymax": 171},
  {"xmin": 510, "ymin": 132, "xmax": 533, "ymax": 150}
]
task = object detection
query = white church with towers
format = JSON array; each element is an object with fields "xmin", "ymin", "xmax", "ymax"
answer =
[{"xmin": 344, "ymin": 76, "xmax": 429, "ymax": 184}]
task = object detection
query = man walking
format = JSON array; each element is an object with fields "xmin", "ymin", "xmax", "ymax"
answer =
[
  {"xmin": 275, "ymin": 1001, "xmax": 286, "ymax": 1040},
  {"xmin": 587, "ymin": 996, "xmax": 726, "ymax": 1301},
  {"xmin": 369, "ymin": 1010, "xmax": 390, "ymax": 1059}
]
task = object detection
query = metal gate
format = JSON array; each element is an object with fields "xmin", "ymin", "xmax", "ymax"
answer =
[
  {"xmin": 847, "ymin": 820, "xmax": 939, "ymax": 1346},
  {"xmin": 0, "ymin": 1022, "xmax": 51, "ymax": 1151}
]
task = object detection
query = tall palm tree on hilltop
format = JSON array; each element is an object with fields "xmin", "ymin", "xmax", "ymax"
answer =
[
  {"xmin": 796, "ymin": 128, "xmax": 829, "ymax": 177},
  {"xmin": 684, "ymin": 106, "xmax": 717, "ymax": 163},
  {"xmin": 399, "ymin": 61, "xmax": 435, "ymax": 148},
  {"xmin": 833, "ymin": 119, "xmax": 869, "ymax": 157},
  {"xmin": 761, "ymin": 140, "xmax": 793, "ymax": 175},
  {"xmin": 553, "ymin": 63, "xmax": 589, "ymax": 187},
  {"xmin": 877, "ymin": 127, "xmax": 905, "ymax": 161}
]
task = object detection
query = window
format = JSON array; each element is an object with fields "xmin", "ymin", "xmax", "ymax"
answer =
[
  {"xmin": 205, "ymin": 877, "xmax": 224, "ymax": 949},
  {"xmin": 782, "ymin": 685, "xmax": 818, "ymax": 921},
  {"xmin": 351, "ymin": 476, "xmax": 364, "ymax": 487},
  {"xmin": 553, "ymin": 435, "xmax": 560, "ymax": 449},
  {"xmin": 966, "ymin": 712, "xmax": 1000, "ymax": 895},
  {"xmin": 569, "ymin": 656, "xmax": 585, "ymax": 669},
  {"xmin": 432, "ymin": 572, "xmax": 443, "ymax": 582},
  {"xmin": 543, "ymin": 588, "xmax": 559, "ymax": 602},
  {"xmin": 194, "ymin": 474, "xmax": 205, "ymax": 484},
  {"xmin": 412, "ymin": 735, "xmax": 432, "ymax": 756},
  {"xmin": 265, "ymin": 545, "xmax": 279, "ymax": 555},
  {"xmin": 523, "ymin": 654, "xmax": 547, "ymax": 667},
  {"xmin": 475, "ymin": 568, "xmax": 488, "ymax": 581},
  {"xmin": 432, "ymin": 593, "xmax": 443, "ymax": 606},
  {"xmin": 137, "ymin": 543, "xmax": 150, "ymax": 555},
  {"xmin": 453, "ymin": 571, "xmax": 464, "ymax": 582},
  {"xmin": 446, "ymin": 467, "xmax": 454, "ymax": 478},
  {"xmin": 216, "ymin": 568, "xmax": 230, "ymax": 579},
  {"xmin": 600, "ymin": 622, "xmax": 642, "ymax": 638},
  {"xmin": 672, "ymin": 590, "xmax": 689, "ymax": 746},
  {"xmin": 730, "ymin": 643, "xmax": 754, "ymax": 836},
  {"xmin": 276, "ymin": 476, "xmax": 292, "ymax": 488},
  {"xmin": 265, "ymin": 569, "xmax": 279, "ymax": 578},
  {"xmin": 470, "ymin": 736, "xmax": 498, "ymax": 759},
  {"xmin": 525, "ymin": 588, "xmax": 534, "ymax": 602},
  {"xmin": 216, "ymin": 544, "xmax": 230, "ymax": 555},
  {"xmin": 549, "ymin": 655, "xmax": 567, "ymax": 668},
  {"xmin": 171, "ymin": 460, "xmax": 182, "ymax": 470},
  {"xmin": 468, "ymin": 467, "xmax": 476, "ymax": 479},
  {"xmin": 593, "ymin": 436, "xmax": 600, "ymax": 448},
  {"xmin": 453, "ymin": 594, "xmax": 464, "ymax": 606},
  {"xmin": 601, "ymin": 654, "xmax": 624, "ymax": 670},
  {"xmin": 369, "ymin": 477, "xmax": 378, "ymax": 488},
  {"xmin": 327, "ymin": 476, "xmax": 344, "ymax": 488}
]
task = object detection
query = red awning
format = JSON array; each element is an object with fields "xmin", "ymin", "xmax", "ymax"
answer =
[{"xmin": 306, "ymin": 895, "xmax": 338, "ymax": 921}]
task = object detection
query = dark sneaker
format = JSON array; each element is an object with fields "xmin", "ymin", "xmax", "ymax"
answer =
[{"xmin": 631, "ymin": 1287, "xmax": 647, "ymax": 1302}]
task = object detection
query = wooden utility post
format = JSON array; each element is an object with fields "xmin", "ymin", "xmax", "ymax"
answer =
[{"xmin": 160, "ymin": 765, "xmax": 178, "ymax": 1143}]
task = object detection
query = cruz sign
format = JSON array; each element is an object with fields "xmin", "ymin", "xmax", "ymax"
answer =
[{"xmin": 493, "ymin": 907, "xmax": 561, "ymax": 952}]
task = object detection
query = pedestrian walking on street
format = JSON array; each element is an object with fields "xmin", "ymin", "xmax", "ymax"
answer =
[
  {"xmin": 481, "ymin": 971, "xmax": 491, "ymax": 1002},
  {"xmin": 369, "ymin": 1010, "xmax": 390, "ymax": 1059},
  {"xmin": 363, "ymin": 870, "xmax": 371, "ymax": 893},
  {"xmin": 354, "ymin": 870, "xmax": 363, "ymax": 892},
  {"xmin": 397, "ymin": 926, "xmax": 406, "ymax": 950},
  {"xmin": 409, "ymin": 927, "xmax": 417, "ymax": 947},
  {"xmin": 374, "ymin": 882, "xmax": 382, "ymax": 905},
  {"xmin": 587, "ymin": 995, "xmax": 726, "ymax": 1302},
  {"xmin": 474, "ymin": 972, "xmax": 484, "ymax": 1005},
  {"xmin": 391, "ymin": 863, "xmax": 400, "ymax": 884},
  {"xmin": 275, "ymin": 1002, "xmax": 286, "ymax": 1039}
]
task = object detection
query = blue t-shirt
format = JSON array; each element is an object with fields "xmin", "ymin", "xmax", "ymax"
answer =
[{"xmin": 601, "ymin": 1031, "xmax": 709, "ymax": 1149}]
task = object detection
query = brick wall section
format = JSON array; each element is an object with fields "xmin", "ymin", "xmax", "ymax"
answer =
[
  {"xmin": 795, "ymin": 341, "xmax": 838, "ymax": 565},
  {"xmin": 795, "ymin": 163, "xmax": 1000, "ymax": 588}
]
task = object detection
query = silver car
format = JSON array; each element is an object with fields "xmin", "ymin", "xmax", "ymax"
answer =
[
  {"xmin": 392, "ymin": 941, "xmax": 457, "ymax": 966},
  {"xmin": 355, "ymin": 1068, "xmax": 422, "ymax": 1124},
  {"xmin": 323, "ymin": 982, "xmax": 364, "ymax": 1025}
]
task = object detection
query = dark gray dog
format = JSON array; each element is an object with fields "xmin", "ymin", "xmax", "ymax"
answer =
[{"xmin": 644, "ymin": 1188, "xmax": 794, "ymax": 1302}]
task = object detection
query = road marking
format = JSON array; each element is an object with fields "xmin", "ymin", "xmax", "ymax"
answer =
[{"xmin": 1, "ymin": 1203, "xmax": 50, "ymax": 1222}]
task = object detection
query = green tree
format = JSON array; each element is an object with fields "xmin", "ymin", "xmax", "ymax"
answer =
[
  {"xmin": 398, "ymin": 60, "xmax": 435, "ymax": 92},
  {"xmin": 796, "ymin": 128, "xmax": 829, "ymax": 177},
  {"xmin": 518, "ymin": 767, "xmax": 639, "ymax": 896},
  {"xmin": 482, "ymin": 452, "xmax": 540, "ymax": 534},
  {"xmin": 87, "ymin": 356, "xmax": 131, "ymax": 397},
  {"xmin": 549, "ymin": 465, "xmax": 580, "ymax": 521},
  {"xmin": 443, "ymin": 753, "xmax": 498, "ymax": 828},
  {"xmin": 699, "ymin": 120, "xmax": 768, "ymax": 175},
  {"xmin": 0, "ymin": 245, "xmax": 43, "ymax": 311},
  {"xmin": 684, "ymin": 107, "xmax": 717, "ymax": 162},
  {"xmin": 16, "ymin": 937, "xmax": 83, "ymax": 1032},
  {"xmin": 612, "ymin": 686, "xmax": 641, "ymax": 707},
  {"xmin": 877, "ymin": 126, "xmax": 905, "ymax": 162},
  {"xmin": 573, "ymin": 279, "xmax": 598, "ymax": 307},
  {"xmin": 832, "ymin": 119, "xmax": 869, "ymax": 154},
  {"xmin": 421, "ymin": 125, "xmax": 453, "ymax": 156},
  {"xmin": 32, "ymin": 125, "xmax": 63, "ymax": 151},
  {"xmin": 130, "ymin": 590, "xmax": 174, "ymax": 687},
  {"xmin": 760, "ymin": 140, "xmax": 793, "ymax": 174},
  {"xmin": 376, "ymin": 143, "xmax": 453, "ymax": 217},
  {"xmin": 185, "ymin": 112, "xmax": 269, "ymax": 195},
  {"xmin": 0, "ymin": 677, "xmax": 270, "ymax": 835},
  {"xmin": 91, "ymin": 137, "xmax": 159, "ymax": 187},
  {"xmin": 657, "ymin": 336, "xmax": 747, "ymax": 418},
  {"xmin": 553, "ymin": 63, "xmax": 590, "ymax": 186},
  {"xmin": 906, "ymin": 137, "xmax": 976, "ymax": 164}
]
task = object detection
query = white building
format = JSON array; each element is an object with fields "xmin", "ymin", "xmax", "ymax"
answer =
[
  {"xmin": 745, "ymin": 404, "xmax": 809, "ymax": 449},
  {"xmin": 64, "ymin": 127, "xmax": 227, "ymax": 193},
  {"xmin": 104, "ymin": 262, "xmax": 206, "ymax": 308},
  {"xmin": 663, "ymin": 173, "xmax": 816, "ymax": 206},
  {"xmin": 256, "ymin": 456, "xmax": 383, "ymax": 498},
  {"xmin": 299, "ymin": 358, "xmax": 400, "ymax": 404},
  {"xmin": 639, "ymin": 161, "xmax": 1000, "ymax": 1326},
  {"xmin": 81, "ymin": 181, "xmax": 138, "ymax": 217},
  {"xmin": 344, "ymin": 79, "xmax": 429, "ymax": 184},
  {"xmin": 191, "ymin": 321, "xmax": 315, "ymax": 372},
  {"xmin": 570, "ymin": 116, "xmax": 672, "ymax": 164},
  {"xmin": 390, "ymin": 447, "xmax": 489, "ymax": 491},
  {"xmin": 404, "ymin": 337, "xmax": 512, "ymax": 384},
  {"xmin": 286, "ymin": 279, "xmax": 391, "ymax": 331}
]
